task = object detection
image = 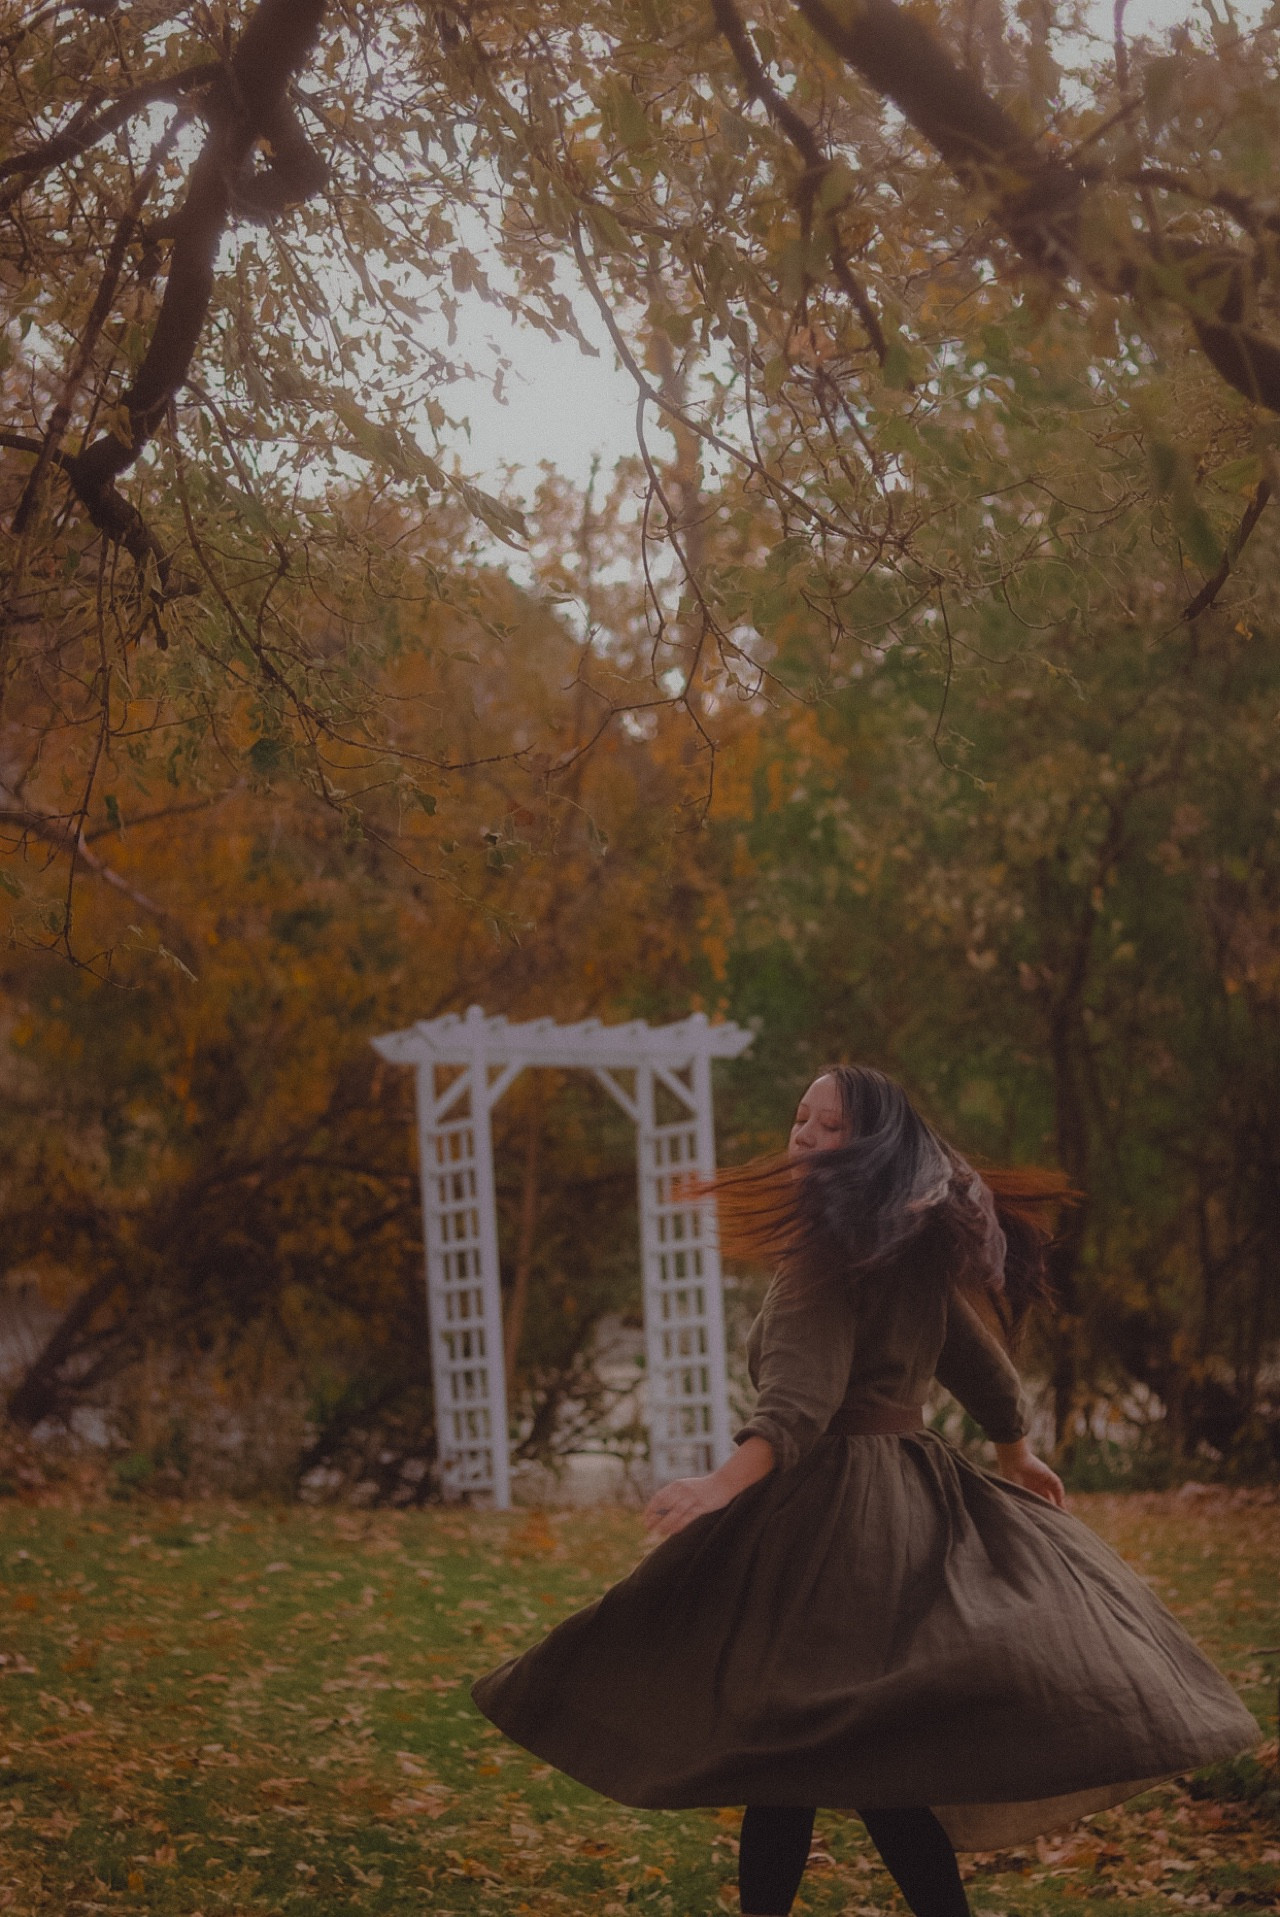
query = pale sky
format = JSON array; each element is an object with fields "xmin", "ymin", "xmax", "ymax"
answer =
[{"xmin": 453, "ymin": 0, "xmax": 1267, "ymax": 498}]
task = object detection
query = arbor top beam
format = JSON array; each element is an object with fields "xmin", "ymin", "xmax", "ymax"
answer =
[{"xmin": 372, "ymin": 1005, "xmax": 754, "ymax": 1071}]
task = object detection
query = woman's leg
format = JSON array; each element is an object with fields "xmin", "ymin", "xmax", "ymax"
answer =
[
  {"xmin": 738, "ymin": 1804, "xmax": 815, "ymax": 1916},
  {"xmin": 860, "ymin": 1807, "xmax": 970, "ymax": 1917}
]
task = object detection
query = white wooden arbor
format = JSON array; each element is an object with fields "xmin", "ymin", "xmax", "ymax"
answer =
[{"xmin": 372, "ymin": 1007, "xmax": 753, "ymax": 1506}]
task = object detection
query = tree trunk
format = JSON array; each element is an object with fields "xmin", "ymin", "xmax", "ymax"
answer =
[{"xmin": 6, "ymin": 1263, "xmax": 124, "ymax": 1427}]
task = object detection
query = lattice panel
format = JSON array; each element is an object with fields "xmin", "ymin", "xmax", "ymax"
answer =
[
  {"xmin": 639, "ymin": 1114, "xmax": 721, "ymax": 1480},
  {"xmin": 421, "ymin": 1107, "xmax": 503, "ymax": 1497}
]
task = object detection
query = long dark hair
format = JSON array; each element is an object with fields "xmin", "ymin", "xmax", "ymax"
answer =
[{"xmin": 705, "ymin": 1065, "xmax": 1071, "ymax": 1338}]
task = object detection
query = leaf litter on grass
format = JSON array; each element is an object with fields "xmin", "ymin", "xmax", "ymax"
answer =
[{"xmin": 0, "ymin": 1491, "xmax": 1275, "ymax": 1915}]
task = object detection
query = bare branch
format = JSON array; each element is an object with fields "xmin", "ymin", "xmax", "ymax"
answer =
[
  {"xmin": 61, "ymin": 0, "xmax": 330, "ymax": 563},
  {"xmin": 795, "ymin": 0, "xmax": 1083, "ymax": 272},
  {"xmin": 714, "ymin": 0, "xmax": 824, "ymax": 166},
  {"xmin": 0, "ymin": 431, "xmax": 71, "ymax": 468},
  {"xmin": 11, "ymin": 115, "xmax": 184, "ymax": 540},
  {"xmin": 1, "ymin": 430, "xmax": 186, "ymax": 640},
  {"xmin": 1192, "ymin": 318, "xmax": 1280, "ymax": 414},
  {"xmin": 567, "ymin": 218, "xmax": 849, "ymax": 541},
  {"xmin": 1181, "ymin": 478, "xmax": 1272, "ymax": 623},
  {"xmin": 0, "ymin": 1, "xmax": 69, "ymax": 58},
  {"xmin": 713, "ymin": 0, "xmax": 886, "ymax": 362},
  {"xmin": 0, "ymin": 798, "xmax": 190, "ymax": 940},
  {"xmin": 82, "ymin": 790, "xmax": 239, "ymax": 843},
  {"xmin": 0, "ymin": 64, "xmax": 221, "ymax": 207},
  {"xmin": 1112, "ymin": 0, "xmax": 1130, "ymax": 94},
  {"xmin": 1118, "ymin": 167, "xmax": 1276, "ymax": 236},
  {"xmin": 793, "ymin": 0, "xmax": 1280, "ymax": 414}
]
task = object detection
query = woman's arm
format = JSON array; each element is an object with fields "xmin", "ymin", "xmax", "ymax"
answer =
[
  {"xmin": 934, "ymin": 1292, "xmax": 1029, "ymax": 1441},
  {"xmin": 732, "ymin": 1267, "xmax": 859, "ymax": 1471},
  {"xmin": 936, "ymin": 1295, "xmax": 1065, "ymax": 1507},
  {"xmin": 645, "ymin": 1267, "xmax": 857, "ymax": 1538}
]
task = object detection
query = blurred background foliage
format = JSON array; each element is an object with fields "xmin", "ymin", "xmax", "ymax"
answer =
[
  {"xmin": 2, "ymin": 0, "xmax": 1279, "ymax": 1494},
  {"xmin": 2, "ymin": 448, "xmax": 1276, "ymax": 1496}
]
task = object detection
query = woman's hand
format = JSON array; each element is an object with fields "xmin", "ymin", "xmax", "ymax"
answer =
[
  {"xmin": 644, "ymin": 1474, "xmax": 736, "ymax": 1538},
  {"xmin": 644, "ymin": 1436, "xmax": 776, "ymax": 1539},
  {"xmin": 994, "ymin": 1437, "xmax": 1066, "ymax": 1507}
]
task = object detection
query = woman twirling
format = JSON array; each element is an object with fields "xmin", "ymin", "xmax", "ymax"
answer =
[{"xmin": 473, "ymin": 1066, "xmax": 1257, "ymax": 1916}]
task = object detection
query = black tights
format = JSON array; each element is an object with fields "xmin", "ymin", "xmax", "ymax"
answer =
[{"xmin": 738, "ymin": 1804, "xmax": 970, "ymax": 1917}]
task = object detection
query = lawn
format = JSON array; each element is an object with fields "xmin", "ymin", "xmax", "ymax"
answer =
[{"xmin": 0, "ymin": 1489, "xmax": 1276, "ymax": 1916}]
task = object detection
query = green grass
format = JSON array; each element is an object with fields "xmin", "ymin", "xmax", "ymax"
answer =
[{"xmin": 0, "ymin": 1491, "xmax": 1276, "ymax": 1915}]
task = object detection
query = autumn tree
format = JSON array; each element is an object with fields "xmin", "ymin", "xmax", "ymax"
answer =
[{"xmin": 6, "ymin": 0, "xmax": 1280, "ymax": 969}]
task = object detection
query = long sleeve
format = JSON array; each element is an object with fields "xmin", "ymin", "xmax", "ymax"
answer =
[
  {"xmin": 734, "ymin": 1273, "xmax": 858, "ymax": 1472},
  {"xmin": 933, "ymin": 1293, "xmax": 1029, "ymax": 1443}
]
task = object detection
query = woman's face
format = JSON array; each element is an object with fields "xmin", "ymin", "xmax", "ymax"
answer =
[{"xmin": 788, "ymin": 1074, "xmax": 850, "ymax": 1159}]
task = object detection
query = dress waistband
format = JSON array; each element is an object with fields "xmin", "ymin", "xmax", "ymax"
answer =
[{"xmin": 826, "ymin": 1400, "xmax": 925, "ymax": 1437}]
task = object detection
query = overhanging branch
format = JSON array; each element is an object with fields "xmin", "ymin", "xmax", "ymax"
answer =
[
  {"xmin": 796, "ymin": 0, "xmax": 1082, "ymax": 271},
  {"xmin": 58, "ymin": 0, "xmax": 330, "ymax": 569},
  {"xmin": 789, "ymin": 0, "xmax": 1280, "ymax": 415},
  {"xmin": 0, "ymin": 795, "xmax": 189, "ymax": 942},
  {"xmin": 1181, "ymin": 478, "xmax": 1272, "ymax": 622},
  {"xmin": 0, "ymin": 64, "xmax": 221, "ymax": 208},
  {"xmin": 714, "ymin": 0, "xmax": 886, "ymax": 362}
]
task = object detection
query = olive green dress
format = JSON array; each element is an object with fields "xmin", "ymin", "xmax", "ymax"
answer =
[{"xmin": 472, "ymin": 1258, "xmax": 1258, "ymax": 1849}]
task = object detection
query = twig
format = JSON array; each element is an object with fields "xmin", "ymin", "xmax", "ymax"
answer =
[
  {"xmin": 931, "ymin": 586, "xmax": 958, "ymax": 773},
  {"xmin": 567, "ymin": 218, "xmax": 847, "ymax": 541},
  {"xmin": 1113, "ymin": 0, "xmax": 1130, "ymax": 94}
]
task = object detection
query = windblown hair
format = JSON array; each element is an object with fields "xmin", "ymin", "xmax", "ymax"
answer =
[{"xmin": 705, "ymin": 1065, "xmax": 1071, "ymax": 1338}]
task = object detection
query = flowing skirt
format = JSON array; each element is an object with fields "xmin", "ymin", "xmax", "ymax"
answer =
[{"xmin": 471, "ymin": 1433, "xmax": 1258, "ymax": 1848}]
